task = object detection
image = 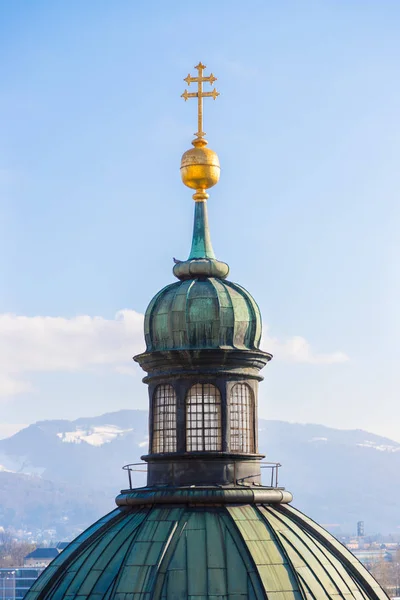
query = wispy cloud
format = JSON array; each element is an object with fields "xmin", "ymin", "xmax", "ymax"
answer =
[
  {"xmin": 0, "ymin": 310, "xmax": 348, "ymax": 399},
  {"xmin": 261, "ymin": 328, "xmax": 349, "ymax": 365},
  {"xmin": 0, "ymin": 310, "xmax": 144, "ymax": 398}
]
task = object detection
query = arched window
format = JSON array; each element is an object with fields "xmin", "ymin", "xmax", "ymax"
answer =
[
  {"xmin": 152, "ymin": 384, "xmax": 177, "ymax": 453},
  {"xmin": 230, "ymin": 383, "xmax": 254, "ymax": 453},
  {"xmin": 186, "ymin": 384, "xmax": 222, "ymax": 452}
]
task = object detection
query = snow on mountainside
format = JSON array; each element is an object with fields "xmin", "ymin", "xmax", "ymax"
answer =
[
  {"xmin": 57, "ymin": 425, "xmax": 134, "ymax": 446},
  {"xmin": 307, "ymin": 435, "xmax": 400, "ymax": 452},
  {"xmin": 356, "ymin": 440, "xmax": 400, "ymax": 453},
  {"xmin": 0, "ymin": 410, "xmax": 399, "ymax": 535},
  {"xmin": 0, "ymin": 464, "xmax": 13, "ymax": 472}
]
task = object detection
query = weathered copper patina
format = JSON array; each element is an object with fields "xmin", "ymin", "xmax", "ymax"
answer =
[{"xmin": 25, "ymin": 63, "xmax": 388, "ymax": 600}]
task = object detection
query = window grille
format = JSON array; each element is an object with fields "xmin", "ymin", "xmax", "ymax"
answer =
[
  {"xmin": 230, "ymin": 383, "xmax": 254, "ymax": 453},
  {"xmin": 152, "ymin": 384, "xmax": 177, "ymax": 453},
  {"xmin": 186, "ymin": 383, "xmax": 222, "ymax": 451}
]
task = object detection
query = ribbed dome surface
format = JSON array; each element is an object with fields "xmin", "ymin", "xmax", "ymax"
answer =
[
  {"xmin": 26, "ymin": 501, "xmax": 386, "ymax": 600},
  {"xmin": 144, "ymin": 277, "xmax": 262, "ymax": 352}
]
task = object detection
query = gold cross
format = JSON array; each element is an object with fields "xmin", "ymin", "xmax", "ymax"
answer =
[{"xmin": 181, "ymin": 62, "xmax": 219, "ymax": 140}]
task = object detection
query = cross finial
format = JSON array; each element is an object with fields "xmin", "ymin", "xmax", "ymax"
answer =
[{"xmin": 181, "ymin": 62, "xmax": 220, "ymax": 142}]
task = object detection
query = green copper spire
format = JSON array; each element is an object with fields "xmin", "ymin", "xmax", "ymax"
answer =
[
  {"xmin": 172, "ymin": 198, "xmax": 229, "ymax": 280},
  {"xmin": 172, "ymin": 203, "xmax": 229, "ymax": 280},
  {"xmin": 188, "ymin": 200, "xmax": 216, "ymax": 259}
]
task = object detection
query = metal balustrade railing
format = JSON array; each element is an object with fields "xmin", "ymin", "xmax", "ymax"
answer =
[
  {"xmin": 122, "ymin": 463, "xmax": 147, "ymax": 490},
  {"xmin": 260, "ymin": 461, "xmax": 281, "ymax": 488},
  {"xmin": 122, "ymin": 461, "xmax": 282, "ymax": 490}
]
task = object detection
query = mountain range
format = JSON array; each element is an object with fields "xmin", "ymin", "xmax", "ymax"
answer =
[{"xmin": 0, "ymin": 409, "xmax": 399, "ymax": 537}]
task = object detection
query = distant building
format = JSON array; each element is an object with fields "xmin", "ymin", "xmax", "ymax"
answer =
[
  {"xmin": 352, "ymin": 548, "xmax": 395, "ymax": 567},
  {"xmin": 347, "ymin": 541, "xmax": 360, "ymax": 550},
  {"xmin": 0, "ymin": 545, "xmax": 70, "ymax": 599},
  {"xmin": 0, "ymin": 568, "xmax": 44, "ymax": 600},
  {"xmin": 358, "ymin": 520, "xmax": 365, "ymax": 537},
  {"xmin": 23, "ymin": 548, "xmax": 59, "ymax": 568}
]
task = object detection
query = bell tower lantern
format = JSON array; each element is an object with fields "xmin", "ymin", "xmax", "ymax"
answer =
[{"xmin": 134, "ymin": 63, "xmax": 272, "ymax": 487}]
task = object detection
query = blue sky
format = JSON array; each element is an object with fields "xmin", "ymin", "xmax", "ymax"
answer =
[{"xmin": 1, "ymin": 1, "xmax": 400, "ymax": 441}]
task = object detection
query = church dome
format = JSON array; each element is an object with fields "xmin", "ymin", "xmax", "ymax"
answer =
[
  {"xmin": 27, "ymin": 63, "xmax": 387, "ymax": 600},
  {"xmin": 144, "ymin": 277, "xmax": 262, "ymax": 352},
  {"xmin": 26, "ymin": 490, "xmax": 387, "ymax": 600}
]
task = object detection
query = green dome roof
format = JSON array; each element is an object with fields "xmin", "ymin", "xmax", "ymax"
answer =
[
  {"xmin": 144, "ymin": 277, "xmax": 262, "ymax": 352},
  {"xmin": 26, "ymin": 495, "xmax": 386, "ymax": 600},
  {"xmin": 141, "ymin": 195, "xmax": 264, "ymax": 353}
]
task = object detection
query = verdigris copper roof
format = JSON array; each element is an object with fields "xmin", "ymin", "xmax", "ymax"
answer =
[
  {"xmin": 26, "ymin": 495, "xmax": 387, "ymax": 600},
  {"xmin": 29, "ymin": 65, "xmax": 388, "ymax": 600},
  {"xmin": 142, "ymin": 186, "xmax": 263, "ymax": 353},
  {"xmin": 144, "ymin": 277, "xmax": 262, "ymax": 352}
]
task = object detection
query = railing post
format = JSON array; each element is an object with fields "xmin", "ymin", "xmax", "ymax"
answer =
[{"xmin": 128, "ymin": 469, "xmax": 132, "ymax": 490}]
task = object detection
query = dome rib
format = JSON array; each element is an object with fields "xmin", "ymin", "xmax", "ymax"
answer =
[
  {"xmin": 150, "ymin": 512, "xmax": 187, "ymax": 598},
  {"xmin": 149, "ymin": 283, "xmax": 181, "ymax": 351},
  {"xmin": 253, "ymin": 506, "xmax": 311, "ymax": 599},
  {"xmin": 107, "ymin": 507, "xmax": 183, "ymax": 598},
  {"xmin": 218, "ymin": 507, "xmax": 269, "ymax": 599},
  {"xmin": 170, "ymin": 279, "xmax": 192, "ymax": 348},
  {"xmin": 145, "ymin": 283, "xmax": 178, "ymax": 351},
  {"xmin": 273, "ymin": 506, "xmax": 362, "ymax": 597},
  {"xmin": 257, "ymin": 505, "xmax": 346, "ymax": 599},
  {"xmin": 227, "ymin": 281, "xmax": 262, "ymax": 349},
  {"xmin": 67, "ymin": 509, "xmax": 148, "ymax": 599},
  {"xmin": 226, "ymin": 504, "xmax": 302, "ymax": 598},
  {"xmin": 27, "ymin": 509, "xmax": 126, "ymax": 599},
  {"xmin": 208, "ymin": 277, "xmax": 235, "ymax": 347},
  {"xmin": 187, "ymin": 278, "xmax": 219, "ymax": 348},
  {"xmin": 95, "ymin": 509, "xmax": 152, "ymax": 599},
  {"xmin": 276, "ymin": 505, "xmax": 388, "ymax": 600},
  {"xmin": 222, "ymin": 283, "xmax": 249, "ymax": 350}
]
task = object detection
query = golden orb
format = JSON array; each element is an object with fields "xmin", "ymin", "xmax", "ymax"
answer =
[{"xmin": 180, "ymin": 140, "xmax": 220, "ymax": 192}]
